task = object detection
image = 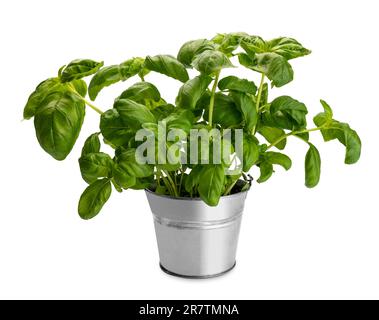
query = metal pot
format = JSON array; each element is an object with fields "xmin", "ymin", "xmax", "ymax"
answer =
[{"xmin": 145, "ymin": 187, "xmax": 248, "ymax": 278}]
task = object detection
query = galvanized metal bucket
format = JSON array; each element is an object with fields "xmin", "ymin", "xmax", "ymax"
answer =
[{"xmin": 145, "ymin": 188, "xmax": 248, "ymax": 278}]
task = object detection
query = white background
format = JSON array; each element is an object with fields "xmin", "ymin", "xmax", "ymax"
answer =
[{"xmin": 0, "ymin": 0, "xmax": 378, "ymax": 299}]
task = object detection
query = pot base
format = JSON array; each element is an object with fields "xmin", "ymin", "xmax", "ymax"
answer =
[{"xmin": 159, "ymin": 262, "xmax": 236, "ymax": 279}]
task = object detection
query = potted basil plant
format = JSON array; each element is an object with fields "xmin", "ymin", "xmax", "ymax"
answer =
[{"xmin": 24, "ymin": 33, "xmax": 361, "ymax": 278}]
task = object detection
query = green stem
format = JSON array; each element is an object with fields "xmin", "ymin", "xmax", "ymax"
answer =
[
  {"xmin": 223, "ymin": 178, "xmax": 238, "ymax": 196},
  {"xmin": 68, "ymin": 84, "xmax": 104, "ymax": 115},
  {"xmin": 252, "ymin": 73, "xmax": 265, "ymax": 134},
  {"xmin": 178, "ymin": 169, "xmax": 184, "ymax": 196},
  {"xmin": 163, "ymin": 170, "xmax": 178, "ymax": 197},
  {"xmin": 208, "ymin": 71, "xmax": 221, "ymax": 128},
  {"xmin": 267, "ymin": 126, "xmax": 325, "ymax": 150}
]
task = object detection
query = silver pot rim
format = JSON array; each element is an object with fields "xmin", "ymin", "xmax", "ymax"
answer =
[{"xmin": 145, "ymin": 186, "xmax": 250, "ymax": 202}]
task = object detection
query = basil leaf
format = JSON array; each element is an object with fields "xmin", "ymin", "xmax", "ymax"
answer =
[
  {"xmin": 88, "ymin": 58, "xmax": 145, "ymax": 100},
  {"xmin": 176, "ymin": 75, "xmax": 212, "ymax": 109},
  {"xmin": 118, "ymin": 81, "xmax": 160, "ymax": 104},
  {"xmin": 229, "ymin": 91, "xmax": 257, "ymax": 132},
  {"xmin": 192, "ymin": 50, "xmax": 234, "ymax": 75},
  {"xmin": 71, "ymin": 79, "xmax": 87, "ymax": 97},
  {"xmin": 203, "ymin": 93, "xmax": 243, "ymax": 128},
  {"xmin": 266, "ymin": 37, "xmax": 311, "ymax": 60},
  {"xmin": 184, "ymin": 165, "xmax": 204, "ymax": 193},
  {"xmin": 78, "ymin": 178, "xmax": 112, "ymax": 220},
  {"xmin": 254, "ymin": 53, "xmax": 294, "ymax": 87},
  {"xmin": 100, "ymin": 109, "xmax": 135, "ymax": 147},
  {"xmin": 264, "ymin": 151, "xmax": 292, "ymax": 170},
  {"xmin": 34, "ymin": 91, "xmax": 85, "ymax": 160},
  {"xmin": 114, "ymin": 98, "xmax": 156, "ymax": 130},
  {"xmin": 242, "ymin": 134, "xmax": 259, "ymax": 171},
  {"xmin": 198, "ymin": 164, "xmax": 225, "ymax": 206},
  {"xmin": 60, "ymin": 59, "xmax": 104, "ymax": 82},
  {"xmin": 257, "ymin": 161, "xmax": 273, "ymax": 183},
  {"xmin": 144, "ymin": 55, "xmax": 189, "ymax": 82},
  {"xmin": 151, "ymin": 104, "xmax": 176, "ymax": 121},
  {"xmin": 23, "ymin": 78, "xmax": 61, "ymax": 119},
  {"xmin": 240, "ymin": 35, "xmax": 267, "ymax": 56},
  {"xmin": 113, "ymin": 166, "xmax": 136, "ymax": 189},
  {"xmin": 270, "ymin": 95, "xmax": 308, "ymax": 130},
  {"xmin": 115, "ymin": 148, "xmax": 154, "ymax": 178},
  {"xmin": 81, "ymin": 133, "xmax": 100, "ymax": 156},
  {"xmin": 258, "ymin": 126, "xmax": 287, "ymax": 150},
  {"xmin": 212, "ymin": 32, "xmax": 249, "ymax": 55},
  {"xmin": 305, "ymin": 143, "xmax": 321, "ymax": 188},
  {"xmin": 218, "ymin": 75, "xmax": 257, "ymax": 94},
  {"xmin": 177, "ymin": 39, "xmax": 215, "ymax": 67},
  {"xmin": 79, "ymin": 152, "xmax": 113, "ymax": 184},
  {"xmin": 163, "ymin": 109, "xmax": 194, "ymax": 134}
]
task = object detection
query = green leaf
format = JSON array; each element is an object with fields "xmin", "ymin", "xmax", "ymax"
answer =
[
  {"xmin": 258, "ymin": 126, "xmax": 287, "ymax": 150},
  {"xmin": 100, "ymin": 109, "xmax": 135, "ymax": 147},
  {"xmin": 257, "ymin": 161, "xmax": 273, "ymax": 183},
  {"xmin": 115, "ymin": 148, "xmax": 154, "ymax": 178},
  {"xmin": 229, "ymin": 91, "xmax": 257, "ymax": 132},
  {"xmin": 240, "ymin": 35, "xmax": 267, "ymax": 56},
  {"xmin": 177, "ymin": 39, "xmax": 215, "ymax": 67},
  {"xmin": 78, "ymin": 178, "xmax": 112, "ymax": 220},
  {"xmin": 184, "ymin": 165, "xmax": 204, "ymax": 193},
  {"xmin": 34, "ymin": 91, "xmax": 85, "ymax": 160},
  {"xmin": 79, "ymin": 152, "xmax": 113, "ymax": 184},
  {"xmin": 218, "ymin": 75, "xmax": 257, "ymax": 94},
  {"xmin": 203, "ymin": 93, "xmax": 243, "ymax": 128},
  {"xmin": 270, "ymin": 96, "xmax": 308, "ymax": 130},
  {"xmin": 242, "ymin": 134, "xmax": 259, "ymax": 171},
  {"xmin": 212, "ymin": 32, "xmax": 249, "ymax": 55},
  {"xmin": 320, "ymin": 99, "xmax": 333, "ymax": 120},
  {"xmin": 176, "ymin": 75, "xmax": 212, "ymax": 109},
  {"xmin": 144, "ymin": 55, "xmax": 189, "ymax": 82},
  {"xmin": 305, "ymin": 143, "xmax": 321, "ymax": 188},
  {"xmin": 71, "ymin": 79, "xmax": 87, "ymax": 97},
  {"xmin": 192, "ymin": 50, "xmax": 234, "ymax": 75},
  {"xmin": 266, "ymin": 37, "xmax": 311, "ymax": 60},
  {"xmin": 198, "ymin": 164, "xmax": 225, "ymax": 206},
  {"xmin": 88, "ymin": 57, "xmax": 145, "ymax": 100},
  {"xmin": 264, "ymin": 151, "xmax": 292, "ymax": 170},
  {"xmin": 163, "ymin": 109, "xmax": 194, "ymax": 134},
  {"xmin": 343, "ymin": 126, "xmax": 361, "ymax": 164},
  {"xmin": 60, "ymin": 59, "xmax": 104, "ymax": 82},
  {"xmin": 117, "ymin": 81, "xmax": 160, "ymax": 104},
  {"xmin": 112, "ymin": 166, "xmax": 136, "ymax": 189},
  {"xmin": 81, "ymin": 133, "xmax": 100, "ymax": 156},
  {"xmin": 254, "ymin": 53, "xmax": 294, "ymax": 87},
  {"xmin": 114, "ymin": 98, "xmax": 156, "ymax": 130},
  {"xmin": 151, "ymin": 104, "xmax": 176, "ymax": 120}
]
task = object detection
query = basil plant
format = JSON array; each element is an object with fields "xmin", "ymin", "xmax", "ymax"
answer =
[{"xmin": 24, "ymin": 33, "xmax": 361, "ymax": 219}]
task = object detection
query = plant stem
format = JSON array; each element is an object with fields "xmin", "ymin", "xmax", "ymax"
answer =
[
  {"xmin": 208, "ymin": 70, "xmax": 221, "ymax": 128},
  {"xmin": 267, "ymin": 126, "xmax": 325, "ymax": 150},
  {"xmin": 178, "ymin": 168, "xmax": 184, "ymax": 195},
  {"xmin": 68, "ymin": 84, "xmax": 104, "ymax": 115},
  {"xmin": 163, "ymin": 170, "xmax": 178, "ymax": 197},
  {"xmin": 223, "ymin": 178, "xmax": 238, "ymax": 196},
  {"xmin": 252, "ymin": 73, "xmax": 265, "ymax": 134}
]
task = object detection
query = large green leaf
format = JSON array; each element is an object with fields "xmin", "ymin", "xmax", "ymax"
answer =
[
  {"xmin": 229, "ymin": 91, "xmax": 257, "ymax": 132},
  {"xmin": 192, "ymin": 50, "xmax": 234, "ymax": 75},
  {"xmin": 81, "ymin": 133, "xmax": 100, "ymax": 156},
  {"xmin": 177, "ymin": 39, "xmax": 215, "ymax": 67},
  {"xmin": 264, "ymin": 151, "xmax": 292, "ymax": 170},
  {"xmin": 257, "ymin": 161, "xmax": 273, "ymax": 183},
  {"xmin": 203, "ymin": 93, "xmax": 243, "ymax": 128},
  {"xmin": 114, "ymin": 98, "xmax": 156, "ymax": 130},
  {"xmin": 176, "ymin": 75, "xmax": 212, "ymax": 109},
  {"xmin": 184, "ymin": 165, "xmax": 204, "ymax": 193},
  {"xmin": 305, "ymin": 143, "xmax": 321, "ymax": 188},
  {"xmin": 258, "ymin": 126, "xmax": 286, "ymax": 150},
  {"xmin": 270, "ymin": 95, "xmax": 308, "ymax": 129},
  {"xmin": 212, "ymin": 32, "xmax": 249, "ymax": 55},
  {"xmin": 79, "ymin": 152, "xmax": 113, "ymax": 184},
  {"xmin": 78, "ymin": 178, "xmax": 112, "ymax": 220},
  {"xmin": 88, "ymin": 58, "xmax": 145, "ymax": 100},
  {"xmin": 100, "ymin": 109, "xmax": 135, "ymax": 147},
  {"xmin": 117, "ymin": 81, "xmax": 161, "ymax": 104},
  {"xmin": 60, "ymin": 59, "xmax": 104, "ymax": 82},
  {"xmin": 115, "ymin": 148, "xmax": 154, "ymax": 178},
  {"xmin": 198, "ymin": 164, "xmax": 225, "ymax": 206},
  {"xmin": 163, "ymin": 109, "xmax": 194, "ymax": 134},
  {"xmin": 240, "ymin": 35, "xmax": 267, "ymax": 56},
  {"xmin": 144, "ymin": 55, "xmax": 189, "ymax": 82},
  {"xmin": 242, "ymin": 134, "xmax": 259, "ymax": 171},
  {"xmin": 218, "ymin": 75, "xmax": 257, "ymax": 94},
  {"xmin": 34, "ymin": 91, "xmax": 85, "ymax": 160},
  {"xmin": 266, "ymin": 37, "xmax": 311, "ymax": 60},
  {"xmin": 151, "ymin": 104, "xmax": 176, "ymax": 120}
]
